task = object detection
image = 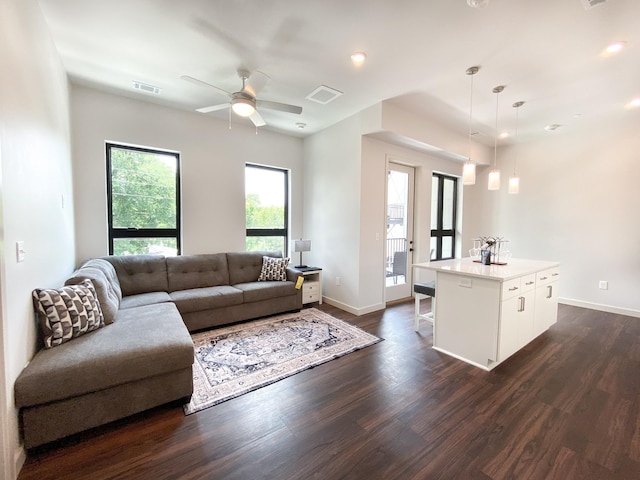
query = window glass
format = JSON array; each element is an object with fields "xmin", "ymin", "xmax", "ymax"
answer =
[
  {"xmin": 107, "ymin": 143, "xmax": 181, "ymax": 256},
  {"xmin": 430, "ymin": 172, "xmax": 458, "ymax": 260},
  {"xmin": 245, "ymin": 164, "xmax": 288, "ymax": 255}
]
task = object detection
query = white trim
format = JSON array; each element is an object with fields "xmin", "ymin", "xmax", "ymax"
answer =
[
  {"xmin": 559, "ymin": 298, "xmax": 640, "ymax": 318},
  {"xmin": 322, "ymin": 297, "xmax": 385, "ymax": 316}
]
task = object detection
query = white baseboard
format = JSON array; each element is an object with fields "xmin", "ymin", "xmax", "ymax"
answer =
[
  {"xmin": 13, "ymin": 445, "xmax": 25, "ymax": 480},
  {"xmin": 321, "ymin": 297, "xmax": 385, "ymax": 316},
  {"xmin": 559, "ymin": 297, "xmax": 640, "ymax": 318}
]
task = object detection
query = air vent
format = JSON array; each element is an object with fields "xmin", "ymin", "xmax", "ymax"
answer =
[
  {"xmin": 306, "ymin": 85, "xmax": 343, "ymax": 104},
  {"xmin": 580, "ymin": 0, "xmax": 606, "ymax": 10},
  {"xmin": 132, "ymin": 81, "xmax": 161, "ymax": 95}
]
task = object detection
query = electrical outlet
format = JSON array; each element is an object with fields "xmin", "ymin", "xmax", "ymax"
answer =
[
  {"xmin": 598, "ymin": 280, "xmax": 608, "ymax": 290},
  {"xmin": 335, "ymin": 276, "xmax": 341, "ymax": 286}
]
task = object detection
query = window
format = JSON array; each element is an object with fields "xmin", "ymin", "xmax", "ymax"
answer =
[
  {"xmin": 106, "ymin": 143, "xmax": 181, "ymax": 256},
  {"xmin": 245, "ymin": 164, "xmax": 288, "ymax": 254},
  {"xmin": 430, "ymin": 172, "xmax": 458, "ymax": 260}
]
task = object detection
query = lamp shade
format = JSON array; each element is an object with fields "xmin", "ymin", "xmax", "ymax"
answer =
[{"xmin": 293, "ymin": 239, "xmax": 311, "ymax": 253}]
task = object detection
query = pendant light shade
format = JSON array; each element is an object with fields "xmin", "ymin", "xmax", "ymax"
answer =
[
  {"xmin": 509, "ymin": 101, "xmax": 525, "ymax": 194},
  {"xmin": 463, "ymin": 66, "xmax": 480, "ymax": 186},
  {"xmin": 488, "ymin": 85, "xmax": 505, "ymax": 191},
  {"xmin": 488, "ymin": 170, "xmax": 501, "ymax": 190},
  {"xmin": 463, "ymin": 162, "xmax": 476, "ymax": 185},
  {"xmin": 508, "ymin": 176, "xmax": 520, "ymax": 194}
]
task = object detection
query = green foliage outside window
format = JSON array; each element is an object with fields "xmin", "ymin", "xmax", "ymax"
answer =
[
  {"xmin": 111, "ymin": 148, "xmax": 176, "ymax": 229},
  {"xmin": 108, "ymin": 145, "xmax": 179, "ymax": 256}
]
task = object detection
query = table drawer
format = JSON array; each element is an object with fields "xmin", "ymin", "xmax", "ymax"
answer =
[
  {"xmin": 303, "ymin": 291, "xmax": 321, "ymax": 303},
  {"xmin": 303, "ymin": 281, "xmax": 320, "ymax": 294}
]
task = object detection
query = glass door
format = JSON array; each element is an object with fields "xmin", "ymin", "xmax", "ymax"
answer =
[{"xmin": 385, "ymin": 163, "xmax": 415, "ymax": 302}]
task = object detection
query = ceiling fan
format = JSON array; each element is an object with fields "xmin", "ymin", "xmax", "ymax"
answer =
[{"xmin": 182, "ymin": 69, "xmax": 303, "ymax": 127}]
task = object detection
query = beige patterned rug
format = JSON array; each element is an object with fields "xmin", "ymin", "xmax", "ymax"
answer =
[{"xmin": 184, "ymin": 308, "xmax": 381, "ymax": 415}]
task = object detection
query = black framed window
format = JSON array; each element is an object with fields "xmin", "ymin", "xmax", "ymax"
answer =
[
  {"xmin": 106, "ymin": 143, "xmax": 181, "ymax": 256},
  {"xmin": 430, "ymin": 172, "xmax": 458, "ymax": 260},
  {"xmin": 245, "ymin": 164, "xmax": 288, "ymax": 255}
]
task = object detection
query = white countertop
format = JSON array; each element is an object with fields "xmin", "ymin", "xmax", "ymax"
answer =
[{"xmin": 413, "ymin": 257, "xmax": 559, "ymax": 281}]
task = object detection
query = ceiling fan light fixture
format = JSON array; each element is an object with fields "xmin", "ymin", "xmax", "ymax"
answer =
[{"xmin": 231, "ymin": 97, "xmax": 256, "ymax": 117}]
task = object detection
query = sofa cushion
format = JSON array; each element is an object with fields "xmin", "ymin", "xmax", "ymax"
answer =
[
  {"xmin": 258, "ymin": 256, "xmax": 290, "ymax": 281},
  {"xmin": 32, "ymin": 280, "xmax": 104, "ymax": 349},
  {"xmin": 82, "ymin": 258, "xmax": 123, "ymax": 301},
  {"xmin": 169, "ymin": 286, "xmax": 244, "ymax": 314},
  {"xmin": 105, "ymin": 255, "xmax": 169, "ymax": 296},
  {"xmin": 14, "ymin": 302, "xmax": 193, "ymax": 408},
  {"xmin": 227, "ymin": 251, "xmax": 282, "ymax": 285},
  {"xmin": 234, "ymin": 281, "xmax": 298, "ymax": 303},
  {"xmin": 120, "ymin": 291, "xmax": 172, "ymax": 309},
  {"xmin": 166, "ymin": 254, "xmax": 230, "ymax": 292},
  {"xmin": 65, "ymin": 267, "xmax": 119, "ymax": 325}
]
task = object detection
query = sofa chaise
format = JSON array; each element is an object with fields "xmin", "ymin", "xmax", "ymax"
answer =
[{"xmin": 14, "ymin": 251, "xmax": 303, "ymax": 448}]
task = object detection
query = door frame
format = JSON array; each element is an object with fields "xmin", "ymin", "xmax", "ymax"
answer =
[{"xmin": 385, "ymin": 161, "xmax": 416, "ymax": 303}]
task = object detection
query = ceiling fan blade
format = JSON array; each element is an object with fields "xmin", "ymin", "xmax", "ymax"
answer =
[
  {"xmin": 196, "ymin": 102, "xmax": 230, "ymax": 113},
  {"xmin": 249, "ymin": 110, "xmax": 266, "ymax": 127},
  {"xmin": 181, "ymin": 75, "xmax": 231, "ymax": 96},
  {"xmin": 256, "ymin": 99, "xmax": 302, "ymax": 115},
  {"xmin": 244, "ymin": 71, "xmax": 270, "ymax": 97}
]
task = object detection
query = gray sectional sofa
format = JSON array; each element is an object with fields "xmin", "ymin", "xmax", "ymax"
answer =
[{"xmin": 14, "ymin": 251, "xmax": 303, "ymax": 448}]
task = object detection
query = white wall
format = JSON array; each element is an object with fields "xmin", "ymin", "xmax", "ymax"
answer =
[
  {"xmin": 71, "ymin": 86, "xmax": 304, "ymax": 263},
  {"xmin": 0, "ymin": 0, "xmax": 76, "ymax": 477},
  {"xmin": 481, "ymin": 118, "xmax": 640, "ymax": 315},
  {"xmin": 303, "ymin": 115, "xmax": 363, "ymax": 313}
]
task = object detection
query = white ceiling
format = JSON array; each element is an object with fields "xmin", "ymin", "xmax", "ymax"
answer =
[{"xmin": 38, "ymin": 0, "xmax": 640, "ymax": 144}]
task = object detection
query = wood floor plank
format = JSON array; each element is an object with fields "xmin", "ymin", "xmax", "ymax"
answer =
[{"xmin": 18, "ymin": 302, "xmax": 640, "ymax": 480}]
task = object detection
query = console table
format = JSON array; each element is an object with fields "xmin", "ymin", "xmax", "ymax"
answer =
[{"xmin": 413, "ymin": 258, "xmax": 560, "ymax": 370}]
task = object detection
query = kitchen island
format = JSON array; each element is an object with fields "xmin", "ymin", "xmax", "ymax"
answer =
[{"xmin": 413, "ymin": 258, "xmax": 560, "ymax": 370}]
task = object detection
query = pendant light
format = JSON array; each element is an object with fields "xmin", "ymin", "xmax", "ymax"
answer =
[
  {"xmin": 509, "ymin": 101, "xmax": 524, "ymax": 194},
  {"xmin": 463, "ymin": 66, "xmax": 480, "ymax": 185},
  {"xmin": 488, "ymin": 85, "xmax": 505, "ymax": 191}
]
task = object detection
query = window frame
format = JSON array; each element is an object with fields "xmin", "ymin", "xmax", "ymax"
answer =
[
  {"xmin": 245, "ymin": 163, "xmax": 289, "ymax": 254},
  {"xmin": 106, "ymin": 142, "xmax": 182, "ymax": 256},
  {"xmin": 430, "ymin": 172, "xmax": 458, "ymax": 261}
]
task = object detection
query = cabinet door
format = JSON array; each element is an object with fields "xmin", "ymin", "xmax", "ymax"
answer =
[
  {"xmin": 534, "ymin": 281, "xmax": 558, "ymax": 337},
  {"xmin": 499, "ymin": 291, "xmax": 535, "ymax": 362},
  {"xmin": 499, "ymin": 296, "xmax": 521, "ymax": 361}
]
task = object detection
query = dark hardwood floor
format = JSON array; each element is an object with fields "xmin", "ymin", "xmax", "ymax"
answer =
[{"xmin": 18, "ymin": 301, "xmax": 640, "ymax": 480}]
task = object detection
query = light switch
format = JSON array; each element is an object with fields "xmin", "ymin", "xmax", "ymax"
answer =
[
  {"xmin": 458, "ymin": 277, "xmax": 473, "ymax": 288},
  {"xmin": 16, "ymin": 241, "xmax": 25, "ymax": 262}
]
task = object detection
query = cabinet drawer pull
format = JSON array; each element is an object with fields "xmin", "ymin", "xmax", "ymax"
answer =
[
  {"xmin": 552, "ymin": 273, "xmax": 559, "ymax": 277},
  {"xmin": 546, "ymin": 285, "xmax": 553, "ymax": 299},
  {"xmin": 525, "ymin": 281, "xmax": 535, "ymax": 286},
  {"xmin": 539, "ymin": 276, "xmax": 548, "ymax": 280},
  {"xmin": 509, "ymin": 286, "xmax": 519, "ymax": 291}
]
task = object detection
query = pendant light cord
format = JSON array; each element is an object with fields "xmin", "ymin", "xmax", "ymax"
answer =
[{"xmin": 493, "ymin": 89, "xmax": 499, "ymax": 168}]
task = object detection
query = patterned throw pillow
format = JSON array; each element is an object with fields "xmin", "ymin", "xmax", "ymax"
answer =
[
  {"xmin": 32, "ymin": 279, "xmax": 105, "ymax": 348},
  {"xmin": 257, "ymin": 256, "xmax": 290, "ymax": 282}
]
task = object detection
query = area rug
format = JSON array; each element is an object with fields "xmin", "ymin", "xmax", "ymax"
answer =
[{"xmin": 183, "ymin": 308, "xmax": 382, "ymax": 415}]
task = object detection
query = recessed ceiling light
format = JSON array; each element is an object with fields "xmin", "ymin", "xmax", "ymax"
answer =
[
  {"xmin": 350, "ymin": 52, "xmax": 367, "ymax": 65},
  {"xmin": 467, "ymin": 0, "xmax": 489, "ymax": 8},
  {"xmin": 296, "ymin": 122, "xmax": 306, "ymax": 129},
  {"xmin": 604, "ymin": 41, "xmax": 626, "ymax": 55}
]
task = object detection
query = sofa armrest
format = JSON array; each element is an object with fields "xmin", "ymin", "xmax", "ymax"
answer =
[{"xmin": 286, "ymin": 267, "xmax": 302, "ymax": 283}]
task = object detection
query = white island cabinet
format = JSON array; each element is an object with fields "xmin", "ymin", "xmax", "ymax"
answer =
[{"xmin": 413, "ymin": 258, "xmax": 560, "ymax": 371}]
